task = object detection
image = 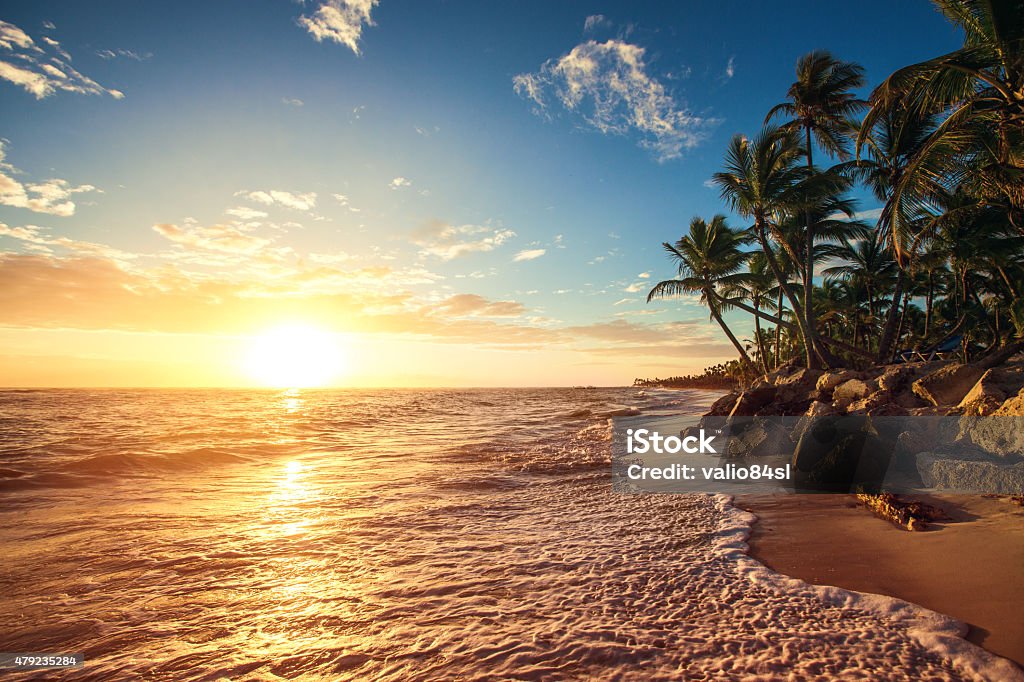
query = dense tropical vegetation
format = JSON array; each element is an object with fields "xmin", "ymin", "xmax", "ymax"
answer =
[{"xmin": 650, "ymin": 0, "xmax": 1023, "ymax": 378}]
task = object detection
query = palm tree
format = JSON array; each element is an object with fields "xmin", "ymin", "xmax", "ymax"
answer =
[
  {"xmin": 647, "ymin": 215, "xmax": 757, "ymax": 371},
  {"xmin": 767, "ymin": 50, "xmax": 867, "ymax": 367},
  {"xmin": 712, "ymin": 126, "xmax": 818, "ymax": 367},
  {"xmin": 821, "ymin": 231, "xmax": 899, "ymax": 348},
  {"xmin": 850, "ymin": 106, "xmax": 943, "ymax": 360},
  {"xmin": 726, "ymin": 252, "xmax": 776, "ymax": 375},
  {"xmin": 860, "ymin": 0, "xmax": 1024, "ymax": 234}
]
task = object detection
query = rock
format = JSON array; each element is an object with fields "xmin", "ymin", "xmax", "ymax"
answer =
[
  {"xmin": 707, "ymin": 392, "xmax": 740, "ymax": 417},
  {"xmin": 955, "ymin": 415, "xmax": 1024, "ymax": 457},
  {"xmin": 877, "ymin": 363, "xmax": 929, "ymax": 393},
  {"xmin": 866, "ymin": 401, "xmax": 909, "ymax": 417},
  {"xmin": 805, "ymin": 400, "xmax": 837, "ymax": 417},
  {"xmin": 996, "ymin": 387, "xmax": 1024, "ymax": 416},
  {"xmin": 724, "ymin": 418, "xmax": 792, "ymax": 458},
  {"xmin": 912, "ymin": 363, "xmax": 986, "ymax": 407},
  {"xmin": 728, "ymin": 387, "xmax": 777, "ymax": 417},
  {"xmin": 774, "ymin": 368, "xmax": 823, "ymax": 388},
  {"xmin": 834, "ymin": 379, "xmax": 872, "ymax": 403},
  {"xmin": 894, "ymin": 390, "xmax": 928, "ymax": 409},
  {"xmin": 817, "ymin": 370, "xmax": 856, "ymax": 394},
  {"xmin": 790, "ymin": 416, "xmax": 891, "ymax": 492},
  {"xmin": 916, "ymin": 452, "xmax": 1024, "ymax": 493},
  {"xmin": 958, "ymin": 366, "xmax": 1024, "ymax": 416}
]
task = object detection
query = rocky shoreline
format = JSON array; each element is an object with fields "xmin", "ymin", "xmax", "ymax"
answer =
[{"xmin": 703, "ymin": 357, "xmax": 1024, "ymax": 529}]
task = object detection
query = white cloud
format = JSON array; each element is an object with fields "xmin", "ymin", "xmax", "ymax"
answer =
[
  {"xmin": 153, "ymin": 220, "xmax": 271, "ymax": 255},
  {"xmin": 0, "ymin": 20, "xmax": 124, "ymax": 99},
  {"xmin": 96, "ymin": 48, "xmax": 149, "ymax": 61},
  {"xmin": 724, "ymin": 55, "xmax": 736, "ymax": 80},
  {"xmin": 513, "ymin": 248, "xmax": 546, "ymax": 262},
  {"xmin": 637, "ymin": 271, "xmax": 650, "ymax": 279},
  {"xmin": 583, "ymin": 14, "xmax": 611, "ymax": 33},
  {"xmin": 413, "ymin": 220, "xmax": 516, "ymax": 260},
  {"xmin": 390, "ymin": 176, "xmax": 411, "ymax": 190},
  {"xmin": 241, "ymin": 189, "xmax": 317, "ymax": 212},
  {"xmin": 0, "ymin": 141, "xmax": 100, "ymax": 216},
  {"xmin": 281, "ymin": 97, "xmax": 304, "ymax": 107},
  {"xmin": 225, "ymin": 206, "xmax": 268, "ymax": 220},
  {"xmin": 298, "ymin": 0, "xmax": 378, "ymax": 55},
  {"xmin": 624, "ymin": 282, "xmax": 645, "ymax": 293},
  {"xmin": 332, "ymin": 193, "xmax": 361, "ymax": 212},
  {"xmin": 513, "ymin": 40, "xmax": 713, "ymax": 161}
]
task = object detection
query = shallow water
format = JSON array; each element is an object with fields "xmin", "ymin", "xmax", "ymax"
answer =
[{"xmin": 0, "ymin": 388, "xmax": 1004, "ymax": 680}]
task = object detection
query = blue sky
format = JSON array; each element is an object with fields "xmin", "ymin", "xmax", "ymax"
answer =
[{"xmin": 0, "ymin": 1, "xmax": 962, "ymax": 386}]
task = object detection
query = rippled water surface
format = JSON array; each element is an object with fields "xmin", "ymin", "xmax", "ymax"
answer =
[{"xmin": 0, "ymin": 388, "xmax": 1005, "ymax": 680}]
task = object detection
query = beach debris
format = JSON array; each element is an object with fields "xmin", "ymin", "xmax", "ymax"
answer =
[{"xmin": 855, "ymin": 493, "xmax": 949, "ymax": 531}]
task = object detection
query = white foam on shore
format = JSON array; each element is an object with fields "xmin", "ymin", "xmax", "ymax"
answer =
[{"xmin": 713, "ymin": 494, "xmax": 1024, "ymax": 682}]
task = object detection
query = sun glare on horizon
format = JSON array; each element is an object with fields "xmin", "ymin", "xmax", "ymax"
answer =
[{"xmin": 243, "ymin": 324, "xmax": 347, "ymax": 388}]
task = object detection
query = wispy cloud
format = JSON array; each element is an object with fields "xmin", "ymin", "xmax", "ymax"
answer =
[
  {"xmin": 389, "ymin": 176, "xmax": 411, "ymax": 189},
  {"xmin": 583, "ymin": 14, "xmax": 611, "ymax": 33},
  {"xmin": 433, "ymin": 294, "xmax": 525, "ymax": 318},
  {"xmin": 414, "ymin": 220, "xmax": 516, "ymax": 260},
  {"xmin": 96, "ymin": 48, "xmax": 150, "ymax": 61},
  {"xmin": 153, "ymin": 220, "xmax": 272, "ymax": 255},
  {"xmin": 0, "ymin": 20, "xmax": 124, "ymax": 99},
  {"xmin": 240, "ymin": 189, "xmax": 317, "ymax": 212},
  {"xmin": 513, "ymin": 248, "xmax": 546, "ymax": 262},
  {"xmin": 298, "ymin": 0, "xmax": 379, "ymax": 55},
  {"xmin": 225, "ymin": 206, "xmax": 268, "ymax": 220},
  {"xmin": 332, "ymin": 193, "xmax": 361, "ymax": 212},
  {"xmin": 0, "ymin": 141, "xmax": 100, "ymax": 216},
  {"xmin": 281, "ymin": 97, "xmax": 304, "ymax": 107},
  {"xmin": 513, "ymin": 40, "xmax": 714, "ymax": 161},
  {"xmin": 724, "ymin": 55, "xmax": 736, "ymax": 80}
]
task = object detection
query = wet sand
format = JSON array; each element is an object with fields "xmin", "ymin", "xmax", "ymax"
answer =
[{"xmin": 736, "ymin": 494, "xmax": 1024, "ymax": 668}]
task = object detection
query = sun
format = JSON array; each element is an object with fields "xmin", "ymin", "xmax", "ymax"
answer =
[{"xmin": 243, "ymin": 324, "xmax": 347, "ymax": 388}]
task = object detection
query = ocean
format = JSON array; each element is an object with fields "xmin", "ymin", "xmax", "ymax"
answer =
[{"xmin": 0, "ymin": 388, "xmax": 1003, "ymax": 680}]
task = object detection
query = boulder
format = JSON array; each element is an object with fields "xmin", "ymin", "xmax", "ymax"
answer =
[
  {"xmin": 996, "ymin": 387, "xmax": 1024, "ymax": 416},
  {"xmin": 707, "ymin": 392, "xmax": 740, "ymax": 417},
  {"xmin": 958, "ymin": 366, "xmax": 1024, "ymax": 416},
  {"xmin": 877, "ymin": 363, "xmax": 929, "ymax": 393},
  {"xmin": 805, "ymin": 400, "xmax": 838, "ymax": 418},
  {"xmin": 774, "ymin": 368, "xmax": 823, "ymax": 388},
  {"xmin": 728, "ymin": 387, "xmax": 777, "ymax": 417},
  {"xmin": 916, "ymin": 453, "xmax": 1024, "ymax": 493},
  {"xmin": 817, "ymin": 370, "xmax": 856, "ymax": 394},
  {"xmin": 912, "ymin": 363, "xmax": 985, "ymax": 407},
  {"xmin": 834, "ymin": 379, "xmax": 872, "ymax": 404},
  {"xmin": 894, "ymin": 390, "xmax": 928, "ymax": 409},
  {"xmin": 955, "ymin": 414, "xmax": 1024, "ymax": 457}
]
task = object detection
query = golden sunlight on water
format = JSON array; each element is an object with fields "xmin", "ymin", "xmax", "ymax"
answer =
[{"xmin": 0, "ymin": 388, "xmax": 995, "ymax": 680}]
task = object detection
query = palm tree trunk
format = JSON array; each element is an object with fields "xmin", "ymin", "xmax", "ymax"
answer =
[
  {"xmin": 756, "ymin": 220, "xmax": 813, "ymax": 361},
  {"xmin": 924, "ymin": 273, "xmax": 934, "ymax": 336},
  {"xmin": 802, "ymin": 125, "xmax": 821, "ymax": 370},
  {"xmin": 707, "ymin": 295, "xmax": 755, "ymax": 371},
  {"xmin": 876, "ymin": 267, "xmax": 907, "ymax": 363},
  {"xmin": 754, "ymin": 299, "xmax": 770, "ymax": 376},
  {"xmin": 774, "ymin": 290, "xmax": 784, "ymax": 368}
]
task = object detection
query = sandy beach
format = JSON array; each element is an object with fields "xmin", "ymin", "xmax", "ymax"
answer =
[{"xmin": 737, "ymin": 494, "xmax": 1024, "ymax": 668}]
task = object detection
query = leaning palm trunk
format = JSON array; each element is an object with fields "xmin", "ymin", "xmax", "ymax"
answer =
[
  {"xmin": 755, "ymin": 220, "xmax": 813, "ymax": 361},
  {"xmin": 707, "ymin": 297, "xmax": 756, "ymax": 371},
  {"xmin": 876, "ymin": 267, "xmax": 907, "ymax": 362}
]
